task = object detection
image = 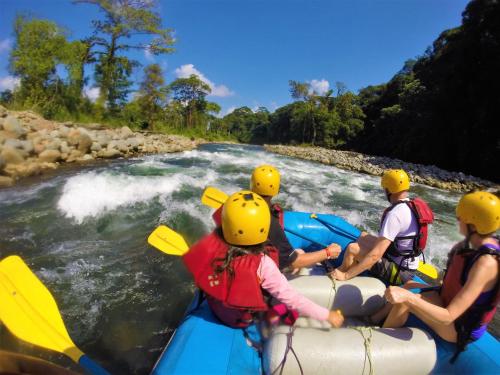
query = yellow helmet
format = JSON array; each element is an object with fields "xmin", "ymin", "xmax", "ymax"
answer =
[
  {"xmin": 251, "ymin": 165, "xmax": 280, "ymax": 197},
  {"xmin": 222, "ymin": 190, "xmax": 271, "ymax": 246},
  {"xmin": 456, "ymin": 191, "xmax": 500, "ymax": 235},
  {"xmin": 381, "ymin": 169, "xmax": 410, "ymax": 194}
]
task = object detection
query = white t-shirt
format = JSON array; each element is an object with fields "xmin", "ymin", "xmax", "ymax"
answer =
[{"xmin": 379, "ymin": 200, "xmax": 420, "ymax": 270}]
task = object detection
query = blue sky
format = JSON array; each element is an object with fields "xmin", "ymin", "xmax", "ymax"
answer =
[{"xmin": 0, "ymin": 0, "xmax": 470, "ymax": 115}]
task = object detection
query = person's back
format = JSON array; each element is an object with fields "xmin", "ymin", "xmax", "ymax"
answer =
[{"xmin": 184, "ymin": 190, "xmax": 344, "ymax": 328}]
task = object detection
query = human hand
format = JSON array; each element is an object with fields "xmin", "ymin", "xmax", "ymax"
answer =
[
  {"xmin": 328, "ymin": 309, "xmax": 344, "ymax": 328},
  {"xmin": 330, "ymin": 269, "xmax": 349, "ymax": 281},
  {"xmin": 384, "ymin": 286, "xmax": 413, "ymax": 304},
  {"xmin": 291, "ymin": 249, "xmax": 305, "ymax": 275},
  {"xmin": 326, "ymin": 243, "xmax": 341, "ymax": 259}
]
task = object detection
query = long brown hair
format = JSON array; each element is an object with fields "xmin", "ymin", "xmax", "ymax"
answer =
[{"xmin": 212, "ymin": 228, "xmax": 267, "ymax": 278}]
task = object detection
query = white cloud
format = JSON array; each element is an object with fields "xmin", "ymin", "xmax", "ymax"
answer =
[
  {"xmin": 309, "ymin": 79, "xmax": 330, "ymax": 95},
  {"xmin": 0, "ymin": 75, "xmax": 20, "ymax": 91},
  {"xmin": 174, "ymin": 64, "xmax": 234, "ymax": 98},
  {"xmin": 0, "ymin": 38, "xmax": 11, "ymax": 54},
  {"xmin": 83, "ymin": 86, "xmax": 100, "ymax": 102}
]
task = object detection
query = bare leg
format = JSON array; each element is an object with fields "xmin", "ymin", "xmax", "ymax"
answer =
[
  {"xmin": 371, "ymin": 281, "xmax": 431, "ymax": 324},
  {"xmin": 383, "ymin": 291, "xmax": 457, "ymax": 342},
  {"xmin": 337, "ymin": 233, "xmax": 377, "ymax": 272}
]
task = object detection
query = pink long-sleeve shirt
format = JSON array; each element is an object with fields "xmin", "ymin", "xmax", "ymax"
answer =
[{"xmin": 257, "ymin": 254, "xmax": 329, "ymax": 321}]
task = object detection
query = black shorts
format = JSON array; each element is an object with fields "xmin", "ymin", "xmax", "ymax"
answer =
[{"xmin": 370, "ymin": 257, "xmax": 415, "ymax": 285}]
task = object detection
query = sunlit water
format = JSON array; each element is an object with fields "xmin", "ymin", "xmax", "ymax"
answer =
[{"xmin": 0, "ymin": 144, "xmax": 496, "ymax": 374}]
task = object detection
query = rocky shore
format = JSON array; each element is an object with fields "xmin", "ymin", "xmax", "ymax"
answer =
[
  {"xmin": 265, "ymin": 144, "xmax": 498, "ymax": 193},
  {"xmin": 0, "ymin": 105, "xmax": 201, "ymax": 187}
]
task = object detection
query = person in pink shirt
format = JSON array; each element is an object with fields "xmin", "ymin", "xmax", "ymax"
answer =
[{"xmin": 183, "ymin": 190, "xmax": 344, "ymax": 328}]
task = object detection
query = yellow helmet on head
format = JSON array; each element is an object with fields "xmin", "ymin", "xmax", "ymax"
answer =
[
  {"xmin": 251, "ymin": 165, "xmax": 280, "ymax": 197},
  {"xmin": 222, "ymin": 190, "xmax": 271, "ymax": 246},
  {"xmin": 456, "ymin": 191, "xmax": 500, "ymax": 235},
  {"xmin": 381, "ymin": 169, "xmax": 410, "ymax": 194}
]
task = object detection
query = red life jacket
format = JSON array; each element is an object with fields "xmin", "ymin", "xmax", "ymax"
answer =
[
  {"xmin": 271, "ymin": 203, "xmax": 284, "ymax": 229},
  {"xmin": 381, "ymin": 197, "xmax": 434, "ymax": 258},
  {"xmin": 182, "ymin": 230, "xmax": 279, "ymax": 327},
  {"xmin": 212, "ymin": 206, "xmax": 223, "ymax": 226},
  {"xmin": 440, "ymin": 242, "xmax": 500, "ymax": 361}
]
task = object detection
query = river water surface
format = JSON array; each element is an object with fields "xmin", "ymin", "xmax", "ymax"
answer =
[{"xmin": 0, "ymin": 144, "xmax": 495, "ymax": 374}]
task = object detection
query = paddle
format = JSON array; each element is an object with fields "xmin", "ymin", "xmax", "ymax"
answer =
[
  {"xmin": 201, "ymin": 186, "xmax": 228, "ymax": 209},
  {"xmin": 0, "ymin": 256, "xmax": 109, "ymax": 375},
  {"xmin": 147, "ymin": 225, "xmax": 189, "ymax": 256},
  {"xmin": 310, "ymin": 213, "xmax": 439, "ymax": 279}
]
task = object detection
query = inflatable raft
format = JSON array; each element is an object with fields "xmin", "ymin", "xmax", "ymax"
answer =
[{"xmin": 152, "ymin": 211, "xmax": 500, "ymax": 375}]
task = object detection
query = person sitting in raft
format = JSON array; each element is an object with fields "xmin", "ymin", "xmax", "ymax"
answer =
[
  {"xmin": 183, "ymin": 190, "xmax": 344, "ymax": 328},
  {"xmin": 213, "ymin": 164, "xmax": 341, "ymax": 272},
  {"xmin": 383, "ymin": 191, "xmax": 499, "ymax": 361},
  {"xmin": 331, "ymin": 169, "xmax": 433, "ymax": 285}
]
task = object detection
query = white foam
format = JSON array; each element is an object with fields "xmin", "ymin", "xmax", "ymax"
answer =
[{"xmin": 58, "ymin": 171, "xmax": 186, "ymax": 223}]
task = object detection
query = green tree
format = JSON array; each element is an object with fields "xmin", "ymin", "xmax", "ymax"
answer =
[
  {"xmin": 9, "ymin": 16, "xmax": 68, "ymax": 110},
  {"xmin": 136, "ymin": 63, "xmax": 167, "ymax": 130},
  {"xmin": 76, "ymin": 0, "xmax": 175, "ymax": 112},
  {"xmin": 169, "ymin": 74, "xmax": 211, "ymax": 128}
]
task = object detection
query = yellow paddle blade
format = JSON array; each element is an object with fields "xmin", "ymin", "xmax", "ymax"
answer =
[
  {"xmin": 0, "ymin": 256, "xmax": 84, "ymax": 363},
  {"xmin": 148, "ymin": 225, "xmax": 189, "ymax": 256},
  {"xmin": 201, "ymin": 186, "xmax": 228, "ymax": 209},
  {"xmin": 418, "ymin": 261, "xmax": 438, "ymax": 279}
]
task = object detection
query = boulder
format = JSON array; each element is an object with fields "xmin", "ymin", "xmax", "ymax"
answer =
[
  {"xmin": 66, "ymin": 150, "xmax": 83, "ymax": 163},
  {"xmin": 91, "ymin": 142, "xmax": 102, "ymax": 152},
  {"xmin": 120, "ymin": 126, "xmax": 134, "ymax": 138},
  {"xmin": 59, "ymin": 126, "xmax": 70, "ymax": 137},
  {"xmin": 3, "ymin": 116, "xmax": 26, "ymax": 138},
  {"xmin": 0, "ymin": 175, "xmax": 14, "ymax": 187},
  {"xmin": 96, "ymin": 133, "xmax": 111, "ymax": 147},
  {"xmin": 60, "ymin": 141, "xmax": 71, "ymax": 154},
  {"xmin": 0, "ymin": 105, "xmax": 7, "ymax": 117},
  {"xmin": 1, "ymin": 146, "xmax": 25, "ymax": 164},
  {"xmin": 45, "ymin": 138, "xmax": 62, "ymax": 151},
  {"xmin": 97, "ymin": 149, "xmax": 121, "ymax": 159},
  {"xmin": 38, "ymin": 149, "xmax": 61, "ymax": 163},
  {"xmin": 0, "ymin": 155, "xmax": 5, "ymax": 170},
  {"xmin": 78, "ymin": 154, "xmax": 94, "ymax": 162},
  {"xmin": 67, "ymin": 128, "xmax": 93, "ymax": 152}
]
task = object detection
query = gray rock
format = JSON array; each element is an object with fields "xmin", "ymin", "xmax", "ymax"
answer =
[
  {"xmin": 3, "ymin": 116, "xmax": 26, "ymax": 138},
  {"xmin": 60, "ymin": 141, "xmax": 70, "ymax": 154},
  {"xmin": 20, "ymin": 140, "xmax": 34, "ymax": 155},
  {"xmin": 96, "ymin": 134, "xmax": 111, "ymax": 147},
  {"xmin": 120, "ymin": 126, "xmax": 134, "ymax": 138},
  {"xmin": 4, "ymin": 139, "xmax": 23, "ymax": 149},
  {"xmin": 97, "ymin": 149, "xmax": 121, "ymax": 159},
  {"xmin": 45, "ymin": 138, "xmax": 62, "ymax": 151},
  {"xmin": 127, "ymin": 137, "xmax": 140, "ymax": 150},
  {"xmin": 91, "ymin": 142, "xmax": 102, "ymax": 152},
  {"xmin": 38, "ymin": 149, "xmax": 61, "ymax": 163}
]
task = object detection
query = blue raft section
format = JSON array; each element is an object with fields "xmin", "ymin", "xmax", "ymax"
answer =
[{"xmin": 152, "ymin": 211, "xmax": 500, "ymax": 375}]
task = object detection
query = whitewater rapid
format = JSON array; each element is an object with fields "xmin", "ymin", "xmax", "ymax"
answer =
[{"xmin": 0, "ymin": 143, "xmax": 464, "ymax": 373}]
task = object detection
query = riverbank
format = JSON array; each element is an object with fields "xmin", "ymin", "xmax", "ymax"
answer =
[
  {"xmin": 0, "ymin": 105, "xmax": 202, "ymax": 187},
  {"xmin": 265, "ymin": 144, "xmax": 498, "ymax": 193}
]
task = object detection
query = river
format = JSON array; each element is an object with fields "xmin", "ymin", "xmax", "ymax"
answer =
[{"xmin": 0, "ymin": 143, "xmax": 495, "ymax": 374}]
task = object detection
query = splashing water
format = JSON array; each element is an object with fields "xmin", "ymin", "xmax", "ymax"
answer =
[{"xmin": 0, "ymin": 144, "xmax": 476, "ymax": 373}]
